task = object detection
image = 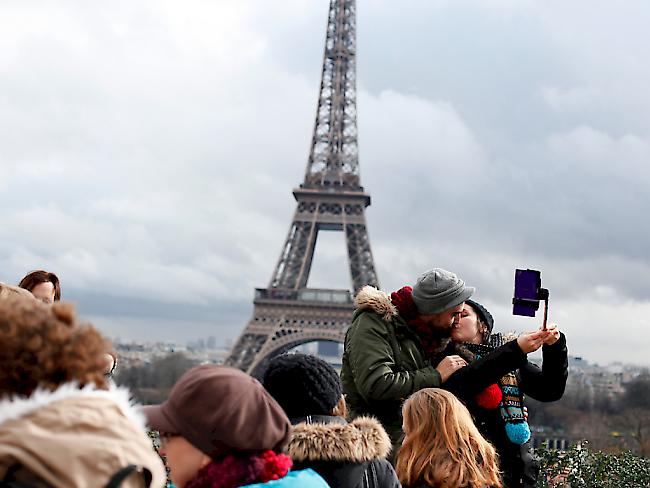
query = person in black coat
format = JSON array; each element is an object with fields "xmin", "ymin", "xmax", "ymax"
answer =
[
  {"xmin": 444, "ymin": 300, "xmax": 568, "ymax": 488},
  {"xmin": 263, "ymin": 353, "xmax": 401, "ymax": 488}
]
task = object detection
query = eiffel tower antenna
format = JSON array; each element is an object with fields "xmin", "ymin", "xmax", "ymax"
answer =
[{"xmin": 225, "ymin": 0, "xmax": 378, "ymax": 376}]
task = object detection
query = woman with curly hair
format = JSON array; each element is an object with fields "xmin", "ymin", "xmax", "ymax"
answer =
[
  {"xmin": 395, "ymin": 388, "xmax": 502, "ymax": 488},
  {"xmin": 0, "ymin": 296, "xmax": 166, "ymax": 487}
]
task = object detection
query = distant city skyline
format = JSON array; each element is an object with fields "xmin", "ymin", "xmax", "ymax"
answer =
[{"xmin": 112, "ymin": 334, "xmax": 649, "ymax": 370}]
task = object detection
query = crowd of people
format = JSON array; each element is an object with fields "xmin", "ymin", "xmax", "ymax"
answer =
[{"xmin": 0, "ymin": 267, "xmax": 568, "ymax": 487}]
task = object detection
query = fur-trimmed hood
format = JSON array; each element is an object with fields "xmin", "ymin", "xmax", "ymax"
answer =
[
  {"xmin": 0, "ymin": 382, "xmax": 146, "ymax": 428},
  {"xmin": 354, "ymin": 285, "xmax": 453, "ymax": 359},
  {"xmin": 0, "ymin": 383, "xmax": 166, "ymax": 488},
  {"xmin": 354, "ymin": 286, "xmax": 398, "ymax": 323},
  {"xmin": 288, "ymin": 416, "xmax": 391, "ymax": 463}
]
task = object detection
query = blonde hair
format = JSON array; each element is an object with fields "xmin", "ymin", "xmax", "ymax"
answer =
[{"xmin": 396, "ymin": 388, "xmax": 503, "ymax": 488}]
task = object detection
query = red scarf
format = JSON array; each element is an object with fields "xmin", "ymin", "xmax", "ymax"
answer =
[
  {"xmin": 185, "ymin": 450, "xmax": 292, "ymax": 488},
  {"xmin": 390, "ymin": 286, "xmax": 449, "ymax": 358}
]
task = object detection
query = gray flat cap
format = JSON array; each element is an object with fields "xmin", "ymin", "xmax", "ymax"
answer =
[{"xmin": 412, "ymin": 268, "xmax": 475, "ymax": 315}]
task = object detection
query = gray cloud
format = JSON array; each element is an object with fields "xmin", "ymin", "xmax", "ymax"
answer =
[{"xmin": 1, "ymin": 0, "xmax": 649, "ymax": 365}]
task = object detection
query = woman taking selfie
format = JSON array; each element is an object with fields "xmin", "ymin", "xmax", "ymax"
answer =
[{"xmin": 446, "ymin": 300, "xmax": 568, "ymax": 488}]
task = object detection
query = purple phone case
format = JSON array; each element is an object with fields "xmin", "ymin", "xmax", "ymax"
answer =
[{"xmin": 513, "ymin": 269, "xmax": 540, "ymax": 317}]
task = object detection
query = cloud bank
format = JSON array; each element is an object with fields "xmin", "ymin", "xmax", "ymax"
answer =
[{"xmin": 1, "ymin": 0, "xmax": 649, "ymax": 364}]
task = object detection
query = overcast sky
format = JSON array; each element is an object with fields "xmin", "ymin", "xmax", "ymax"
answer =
[{"xmin": 1, "ymin": 0, "xmax": 649, "ymax": 366}]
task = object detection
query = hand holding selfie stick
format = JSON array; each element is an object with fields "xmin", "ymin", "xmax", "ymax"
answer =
[{"xmin": 512, "ymin": 269, "xmax": 549, "ymax": 330}]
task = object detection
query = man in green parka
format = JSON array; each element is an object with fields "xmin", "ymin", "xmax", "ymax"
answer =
[{"xmin": 340, "ymin": 268, "xmax": 475, "ymax": 450}]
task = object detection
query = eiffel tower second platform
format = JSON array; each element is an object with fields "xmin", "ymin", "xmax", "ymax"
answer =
[{"xmin": 224, "ymin": 0, "xmax": 378, "ymax": 377}]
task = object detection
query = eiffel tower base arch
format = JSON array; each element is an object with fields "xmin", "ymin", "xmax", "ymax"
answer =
[{"xmin": 224, "ymin": 288, "xmax": 353, "ymax": 378}]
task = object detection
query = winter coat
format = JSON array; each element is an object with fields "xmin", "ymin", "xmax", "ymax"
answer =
[
  {"xmin": 449, "ymin": 333, "xmax": 569, "ymax": 488},
  {"xmin": 0, "ymin": 383, "xmax": 166, "ymax": 488},
  {"xmin": 241, "ymin": 468, "xmax": 330, "ymax": 488},
  {"xmin": 408, "ymin": 483, "xmax": 489, "ymax": 488},
  {"xmin": 287, "ymin": 415, "xmax": 400, "ymax": 488},
  {"xmin": 441, "ymin": 338, "xmax": 528, "ymax": 399},
  {"xmin": 341, "ymin": 287, "xmax": 442, "ymax": 446}
]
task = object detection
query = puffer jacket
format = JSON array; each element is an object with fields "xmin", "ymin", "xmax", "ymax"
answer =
[
  {"xmin": 341, "ymin": 286, "xmax": 443, "ymax": 447},
  {"xmin": 0, "ymin": 383, "xmax": 166, "ymax": 487},
  {"xmin": 242, "ymin": 469, "xmax": 330, "ymax": 488},
  {"xmin": 288, "ymin": 415, "xmax": 400, "ymax": 488}
]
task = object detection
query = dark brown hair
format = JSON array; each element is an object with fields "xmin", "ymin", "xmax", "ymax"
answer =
[
  {"xmin": 18, "ymin": 270, "xmax": 61, "ymax": 301},
  {"xmin": 0, "ymin": 296, "xmax": 109, "ymax": 397}
]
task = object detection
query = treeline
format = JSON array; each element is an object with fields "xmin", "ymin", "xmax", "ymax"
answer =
[
  {"xmin": 115, "ymin": 351, "xmax": 650, "ymax": 457},
  {"xmin": 528, "ymin": 373, "xmax": 650, "ymax": 456},
  {"xmin": 114, "ymin": 353, "xmax": 200, "ymax": 404}
]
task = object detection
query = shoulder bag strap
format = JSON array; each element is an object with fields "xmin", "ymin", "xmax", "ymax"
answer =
[
  {"xmin": 361, "ymin": 461, "xmax": 379, "ymax": 488},
  {"xmin": 105, "ymin": 465, "xmax": 152, "ymax": 488},
  {"xmin": 369, "ymin": 460, "xmax": 379, "ymax": 487}
]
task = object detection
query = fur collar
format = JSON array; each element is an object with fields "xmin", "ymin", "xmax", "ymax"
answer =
[
  {"xmin": 354, "ymin": 286, "xmax": 398, "ymax": 322},
  {"xmin": 0, "ymin": 382, "xmax": 147, "ymax": 431},
  {"xmin": 288, "ymin": 416, "xmax": 391, "ymax": 463}
]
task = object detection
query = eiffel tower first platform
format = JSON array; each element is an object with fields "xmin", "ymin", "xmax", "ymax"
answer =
[{"xmin": 224, "ymin": 0, "xmax": 379, "ymax": 377}]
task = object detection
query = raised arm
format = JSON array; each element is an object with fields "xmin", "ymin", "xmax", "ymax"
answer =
[
  {"xmin": 443, "ymin": 340, "xmax": 525, "ymax": 400},
  {"xmin": 519, "ymin": 325, "xmax": 568, "ymax": 401},
  {"xmin": 443, "ymin": 330, "xmax": 547, "ymax": 401}
]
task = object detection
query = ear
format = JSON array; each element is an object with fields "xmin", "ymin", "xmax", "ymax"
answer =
[
  {"xmin": 199, "ymin": 454, "xmax": 211, "ymax": 469},
  {"xmin": 102, "ymin": 353, "xmax": 116, "ymax": 375}
]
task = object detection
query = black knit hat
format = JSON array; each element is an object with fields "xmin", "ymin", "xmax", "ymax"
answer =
[
  {"xmin": 262, "ymin": 353, "xmax": 342, "ymax": 419},
  {"xmin": 465, "ymin": 299, "xmax": 494, "ymax": 335}
]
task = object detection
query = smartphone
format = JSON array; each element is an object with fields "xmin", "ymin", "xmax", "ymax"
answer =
[{"xmin": 513, "ymin": 269, "xmax": 542, "ymax": 317}]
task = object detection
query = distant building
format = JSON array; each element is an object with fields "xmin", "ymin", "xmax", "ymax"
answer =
[
  {"xmin": 562, "ymin": 355, "xmax": 646, "ymax": 409},
  {"xmin": 114, "ymin": 339, "xmax": 229, "ymax": 367}
]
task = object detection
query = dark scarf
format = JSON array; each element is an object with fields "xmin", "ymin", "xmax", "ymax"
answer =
[{"xmin": 185, "ymin": 450, "xmax": 293, "ymax": 488}]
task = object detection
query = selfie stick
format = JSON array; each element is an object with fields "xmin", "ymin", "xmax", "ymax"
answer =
[{"xmin": 539, "ymin": 288, "xmax": 549, "ymax": 330}]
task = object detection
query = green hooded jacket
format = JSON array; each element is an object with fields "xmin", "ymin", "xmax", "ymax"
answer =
[{"xmin": 340, "ymin": 286, "xmax": 442, "ymax": 447}]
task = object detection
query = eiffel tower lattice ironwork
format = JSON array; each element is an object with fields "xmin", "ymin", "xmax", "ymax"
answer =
[{"xmin": 224, "ymin": 0, "xmax": 378, "ymax": 376}]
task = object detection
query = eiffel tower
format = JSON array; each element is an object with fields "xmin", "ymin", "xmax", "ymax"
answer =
[{"xmin": 225, "ymin": 0, "xmax": 378, "ymax": 377}]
